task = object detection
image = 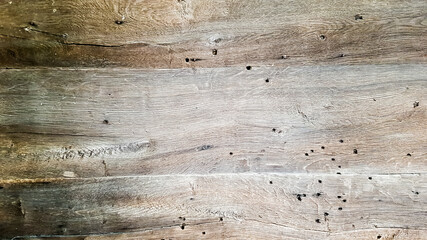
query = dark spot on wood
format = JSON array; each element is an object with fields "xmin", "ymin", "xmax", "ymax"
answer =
[
  {"xmin": 29, "ymin": 21, "xmax": 38, "ymax": 27},
  {"xmin": 315, "ymin": 192, "xmax": 322, "ymax": 197},
  {"xmin": 196, "ymin": 145, "xmax": 213, "ymax": 151},
  {"xmin": 355, "ymin": 14, "xmax": 363, "ymax": 20},
  {"xmin": 0, "ymin": 186, "xmax": 3, "ymax": 189},
  {"xmin": 412, "ymin": 191, "xmax": 419, "ymax": 195},
  {"xmin": 103, "ymin": 120, "xmax": 109, "ymax": 124},
  {"xmin": 180, "ymin": 223, "xmax": 185, "ymax": 230},
  {"xmin": 368, "ymin": 177, "xmax": 372, "ymax": 180},
  {"xmin": 319, "ymin": 35, "xmax": 326, "ymax": 40},
  {"xmin": 353, "ymin": 149, "xmax": 358, "ymax": 154},
  {"xmin": 338, "ymin": 207, "xmax": 343, "ymax": 210},
  {"xmin": 265, "ymin": 78, "xmax": 269, "ymax": 83},
  {"xmin": 373, "ymin": 98, "xmax": 377, "ymax": 101},
  {"xmin": 324, "ymin": 212, "xmax": 329, "ymax": 216},
  {"xmin": 281, "ymin": 55, "xmax": 288, "ymax": 59},
  {"xmin": 190, "ymin": 197, "xmax": 194, "ymax": 200},
  {"xmin": 246, "ymin": 66, "xmax": 252, "ymax": 70},
  {"xmin": 407, "ymin": 153, "xmax": 412, "ymax": 156},
  {"xmin": 377, "ymin": 235, "xmax": 381, "ymax": 239},
  {"xmin": 337, "ymin": 172, "xmax": 341, "ymax": 175},
  {"xmin": 179, "ymin": 217, "xmax": 186, "ymax": 221},
  {"xmin": 413, "ymin": 101, "xmax": 419, "ymax": 108},
  {"xmin": 296, "ymin": 193, "xmax": 307, "ymax": 201},
  {"xmin": 7, "ymin": 49, "xmax": 16, "ymax": 58},
  {"xmin": 310, "ymin": 149, "xmax": 314, "ymax": 153},
  {"xmin": 315, "ymin": 219, "xmax": 321, "ymax": 223},
  {"xmin": 212, "ymin": 49, "xmax": 217, "ymax": 55},
  {"xmin": 338, "ymin": 53, "xmax": 345, "ymax": 58},
  {"xmin": 318, "ymin": 180, "xmax": 322, "ymax": 183},
  {"xmin": 339, "ymin": 139, "xmax": 344, "ymax": 143},
  {"xmin": 185, "ymin": 58, "xmax": 190, "ymax": 62},
  {"xmin": 219, "ymin": 217, "xmax": 223, "ymax": 221},
  {"xmin": 115, "ymin": 20, "xmax": 124, "ymax": 25}
]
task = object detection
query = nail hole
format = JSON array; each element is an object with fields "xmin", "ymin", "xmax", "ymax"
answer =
[
  {"xmin": 305, "ymin": 153, "xmax": 309, "ymax": 156},
  {"xmin": 413, "ymin": 101, "xmax": 419, "ymax": 108},
  {"xmin": 342, "ymin": 199, "xmax": 347, "ymax": 202},
  {"xmin": 353, "ymin": 149, "xmax": 358, "ymax": 154},
  {"xmin": 338, "ymin": 165, "xmax": 341, "ymax": 168},
  {"xmin": 229, "ymin": 152, "xmax": 233, "ymax": 155},
  {"xmin": 115, "ymin": 20, "xmax": 124, "ymax": 25},
  {"xmin": 319, "ymin": 35, "xmax": 326, "ymax": 40},
  {"xmin": 190, "ymin": 197, "xmax": 194, "ymax": 200},
  {"xmin": 377, "ymin": 235, "xmax": 381, "ymax": 239},
  {"xmin": 337, "ymin": 196, "xmax": 342, "ymax": 199},
  {"xmin": 28, "ymin": 21, "xmax": 38, "ymax": 27},
  {"xmin": 324, "ymin": 212, "xmax": 329, "ymax": 216},
  {"xmin": 315, "ymin": 219, "xmax": 321, "ymax": 223},
  {"xmin": 355, "ymin": 14, "xmax": 363, "ymax": 20},
  {"xmin": 331, "ymin": 158, "xmax": 335, "ymax": 161},
  {"xmin": 265, "ymin": 78, "xmax": 269, "ymax": 83},
  {"xmin": 339, "ymin": 139, "xmax": 344, "ymax": 143},
  {"xmin": 246, "ymin": 66, "xmax": 252, "ymax": 70},
  {"xmin": 219, "ymin": 217, "xmax": 223, "ymax": 221},
  {"xmin": 103, "ymin": 120, "xmax": 109, "ymax": 124},
  {"xmin": 321, "ymin": 146, "xmax": 325, "ymax": 149},
  {"xmin": 272, "ymin": 128, "xmax": 276, "ymax": 132},
  {"xmin": 269, "ymin": 181, "xmax": 273, "ymax": 184},
  {"xmin": 281, "ymin": 55, "xmax": 288, "ymax": 59},
  {"xmin": 318, "ymin": 180, "xmax": 322, "ymax": 183},
  {"xmin": 202, "ymin": 232, "xmax": 206, "ymax": 235},
  {"xmin": 180, "ymin": 224, "xmax": 185, "ymax": 230},
  {"xmin": 212, "ymin": 49, "xmax": 217, "ymax": 55},
  {"xmin": 310, "ymin": 149, "xmax": 314, "ymax": 153},
  {"xmin": 368, "ymin": 177, "xmax": 372, "ymax": 180},
  {"xmin": 337, "ymin": 172, "xmax": 341, "ymax": 175},
  {"xmin": 338, "ymin": 207, "xmax": 342, "ymax": 210},
  {"xmin": 185, "ymin": 58, "xmax": 190, "ymax": 62},
  {"xmin": 407, "ymin": 153, "xmax": 412, "ymax": 156}
]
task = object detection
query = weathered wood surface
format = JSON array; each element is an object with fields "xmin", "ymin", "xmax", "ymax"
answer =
[
  {"xmin": 0, "ymin": 174, "xmax": 426, "ymax": 239},
  {"xmin": 1, "ymin": 0, "xmax": 426, "ymax": 239},
  {"xmin": 0, "ymin": 0, "xmax": 426, "ymax": 68},
  {"xmin": 0, "ymin": 64, "xmax": 426, "ymax": 180}
]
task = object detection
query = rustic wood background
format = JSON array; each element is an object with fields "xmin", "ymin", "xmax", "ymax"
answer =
[{"xmin": 0, "ymin": 0, "xmax": 426, "ymax": 239}]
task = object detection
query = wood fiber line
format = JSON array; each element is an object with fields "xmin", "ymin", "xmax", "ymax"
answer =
[
  {"xmin": 0, "ymin": 0, "xmax": 425, "ymax": 67},
  {"xmin": 0, "ymin": 64, "xmax": 426, "ymax": 179},
  {"xmin": 0, "ymin": 174, "xmax": 426, "ymax": 239}
]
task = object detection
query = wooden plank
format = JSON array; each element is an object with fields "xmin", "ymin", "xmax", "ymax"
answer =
[
  {"xmin": 0, "ymin": 174, "xmax": 426, "ymax": 239},
  {"xmin": 0, "ymin": 0, "xmax": 426, "ymax": 68},
  {"xmin": 0, "ymin": 64, "xmax": 426, "ymax": 179}
]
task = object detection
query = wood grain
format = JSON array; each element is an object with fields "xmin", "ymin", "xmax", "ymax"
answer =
[
  {"xmin": 1, "ymin": 64, "xmax": 426, "ymax": 179},
  {"xmin": 1, "ymin": 174, "xmax": 426, "ymax": 239},
  {"xmin": 0, "ymin": 0, "xmax": 426, "ymax": 68}
]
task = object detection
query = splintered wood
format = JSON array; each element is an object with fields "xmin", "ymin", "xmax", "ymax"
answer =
[{"xmin": 0, "ymin": 0, "xmax": 426, "ymax": 239}]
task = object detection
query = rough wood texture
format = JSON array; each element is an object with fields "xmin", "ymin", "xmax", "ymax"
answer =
[
  {"xmin": 1, "ymin": 174, "xmax": 426, "ymax": 239},
  {"xmin": 0, "ymin": 0, "xmax": 426, "ymax": 239},
  {"xmin": 0, "ymin": 64, "xmax": 425, "ymax": 180},
  {"xmin": 0, "ymin": 0, "xmax": 426, "ymax": 68}
]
